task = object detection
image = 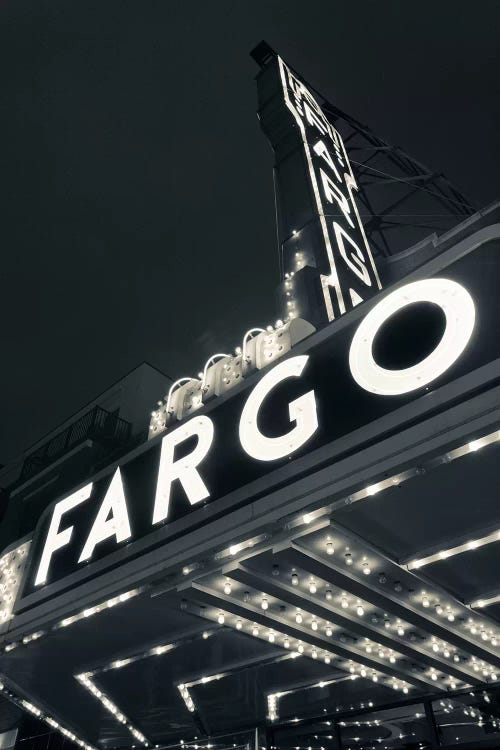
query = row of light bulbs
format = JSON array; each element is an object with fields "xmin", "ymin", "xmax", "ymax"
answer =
[
  {"xmin": 305, "ymin": 526, "xmax": 500, "ymax": 663},
  {"xmin": 214, "ymin": 609, "xmax": 415, "ymax": 694},
  {"xmin": 3, "ymin": 587, "xmax": 141, "ymax": 655},
  {"xmin": 0, "ymin": 542, "xmax": 29, "ymax": 623},
  {"xmin": 0, "ymin": 679, "xmax": 96, "ymax": 750},
  {"xmin": 77, "ymin": 672, "xmax": 149, "ymax": 746},
  {"xmin": 219, "ymin": 575, "xmax": 483, "ymax": 690},
  {"xmin": 178, "ymin": 684, "xmax": 196, "ymax": 713}
]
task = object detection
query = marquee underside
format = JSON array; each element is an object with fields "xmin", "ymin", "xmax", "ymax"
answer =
[{"xmin": 2, "ymin": 408, "xmax": 500, "ymax": 749}]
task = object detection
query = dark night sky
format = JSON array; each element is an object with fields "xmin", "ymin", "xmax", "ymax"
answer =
[{"xmin": 0, "ymin": 0, "xmax": 498, "ymax": 465}]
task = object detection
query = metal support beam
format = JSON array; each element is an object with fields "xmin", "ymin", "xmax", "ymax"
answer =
[
  {"xmin": 227, "ymin": 563, "xmax": 478, "ymax": 687},
  {"xmin": 288, "ymin": 543, "xmax": 500, "ymax": 669}
]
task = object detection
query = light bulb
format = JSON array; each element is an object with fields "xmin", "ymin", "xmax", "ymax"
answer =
[
  {"xmin": 325, "ymin": 625, "xmax": 333, "ymax": 637},
  {"xmin": 252, "ymin": 625, "xmax": 259, "ymax": 637},
  {"xmin": 431, "ymin": 672, "xmax": 438, "ymax": 681},
  {"xmin": 309, "ymin": 580, "xmax": 317, "ymax": 594},
  {"xmin": 311, "ymin": 619, "xmax": 318, "ymax": 631},
  {"xmin": 435, "ymin": 605, "xmax": 444, "ymax": 616},
  {"xmin": 217, "ymin": 613, "xmax": 225, "ymax": 625},
  {"xmin": 362, "ymin": 562, "xmax": 371, "ymax": 576},
  {"xmin": 444, "ymin": 649, "xmax": 450, "ymax": 658},
  {"xmin": 325, "ymin": 589, "xmax": 333, "ymax": 601},
  {"xmin": 345, "ymin": 552, "xmax": 353, "ymax": 566},
  {"xmin": 341, "ymin": 597, "xmax": 349, "ymax": 609},
  {"xmin": 453, "ymin": 655, "xmax": 460, "ymax": 663},
  {"xmin": 261, "ymin": 596, "xmax": 269, "ymax": 611},
  {"xmin": 297, "ymin": 643, "xmax": 304, "ymax": 653},
  {"xmin": 397, "ymin": 626, "xmax": 405, "ymax": 637},
  {"xmin": 492, "ymin": 672, "xmax": 498, "ymax": 681},
  {"xmin": 481, "ymin": 631, "xmax": 489, "ymax": 641},
  {"xmin": 432, "ymin": 643, "xmax": 439, "ymax": 653},
  {"xmin": 268, "ymin": 632, "xmax": 275, "ymax": 643},
  {"xmin": 324, "ymin": 656, "xmax": 331, "ymax": 664},
  {"xmin": 356, "ymin": 605, "xmax": 365, "ymax": 617},
  {"xmin": 326, "ymin": 541, "xmax": 334, "ymax": 556},
  {"xmin": 311, "ymin": 649, "xmax": 317, "ymax": 659},
  {"xmin": 223, "ymin": 581, "xmax": 231, "ymax": 596},
  {"xmin": 422, "ymin": 596, "xmax": 430, "ymax": 608},
  {"xmin": 360, "ymin": 668, "xmax": 367, "ymax": 677},
  {"xmin": 389, "ymin": 655, "xmax": 396, "ymax": 664},
  {"xmin": 491, "ymin": 637, "xmax": 498, "ymax": 646},
  {"xmin": 295, "ymin": 610, "xmax": 303, "ymax": 624},
  {"xmin": 284, "ymin": 638, "xmax": 290, "ymax": 649},
  {"xmin": 291, "ymin": 573, "xmax": 299, "ymax": 586},
  {"xmin": 447, "ymin": 612, "xmax": 455, "ymax": 622},
  {"xmin": 236, "ymin": 619, "xmax": 242, "ymax": 630}
]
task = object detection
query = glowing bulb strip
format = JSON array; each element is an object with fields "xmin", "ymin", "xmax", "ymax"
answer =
[
  {"xmin": 0, "ymin": 541, "xmax": 30, "ymax": 625},
  {"xmin": 301, "ymin": 536, "xmax": 500, "ymax": 673},
  {"xmin": 57, "ymin": 588, "xmax": 140, "ymax": 629},
  {"xmin": 470, "ymin": 592, "xmax": 500, "ymax": 609},
  {"xmin": 214, "ymin": 534, "xmax": 268, "ymax": 561},
  {"xmin": 177, "ymin": 683, "xmax": 196, "ymax": 713},
  {"xmin": 222, "ymin": 567, "xmax": 476, "ymax": 686},
  {"xmin": 201, "ymin": 603, "xmax": 415, "ymax": 693},
  {"xmin": 407, "ymin": 529, "xmax": 500, "ymax": 570},
  {"xmin": 76, "ymin": 672, "xmax": 149, "ymax": 746},
  {"xmin": 267, "ymin": 674, "xmax": 361, "ymax": 721},
  {"xmin": 0, "ymin": 677, "xmax": 96, "ymax": 750}
]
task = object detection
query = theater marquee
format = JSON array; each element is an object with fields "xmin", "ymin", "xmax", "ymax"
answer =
[{"xmin": 23, "ymin": 234, "xmax": 500, "ymax": 598}]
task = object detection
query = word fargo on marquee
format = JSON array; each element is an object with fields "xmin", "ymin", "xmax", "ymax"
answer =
[{"xmin": 30, "ymin": 275, "xmax": 478, "ymax": 593}]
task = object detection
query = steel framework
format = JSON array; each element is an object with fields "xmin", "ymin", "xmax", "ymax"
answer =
[{"xmin": 251, "ymin": 41, "xmax": 476, "ymax": 259}]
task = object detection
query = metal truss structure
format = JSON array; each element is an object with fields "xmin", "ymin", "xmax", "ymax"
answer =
[{"xmin": 251, "ymin": 41, "xmax": 476, "ymax": 260}]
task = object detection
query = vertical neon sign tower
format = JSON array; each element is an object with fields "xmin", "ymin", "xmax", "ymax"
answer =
[{"xmin": 252, "ymin": 42, "xmax": 382, "ymax": 327}]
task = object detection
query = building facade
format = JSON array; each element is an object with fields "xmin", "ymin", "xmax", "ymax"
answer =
[{"xmin": 1, "ymin": 46, "xmax": 500, "ymax": 750}]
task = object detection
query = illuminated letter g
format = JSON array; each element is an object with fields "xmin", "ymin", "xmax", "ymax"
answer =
[{"xmin": 239, "ymin": 355, "xmax": 318, "ymax": 461}]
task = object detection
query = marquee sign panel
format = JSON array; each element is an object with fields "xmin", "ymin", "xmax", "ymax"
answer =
[
  {"xmin": 256, "ymin": 55, "xmax": 381, "ymax": 324},
  {"xmin": 18, "ymin": 230, "xmax": 500, "ymax": 603}
]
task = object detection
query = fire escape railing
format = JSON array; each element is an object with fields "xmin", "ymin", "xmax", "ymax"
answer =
[{"xmin": 19, "ymin": 406, "xmax": 131, "ymax": 482}]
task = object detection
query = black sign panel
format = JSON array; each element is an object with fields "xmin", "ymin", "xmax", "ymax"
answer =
[
  {"xmin": 256, "ymin": 55, "xmax": 381, "ymax": 324},
  {"xmin": 22, "ymin": 234, "xmax": 500, "ymax": 598}
]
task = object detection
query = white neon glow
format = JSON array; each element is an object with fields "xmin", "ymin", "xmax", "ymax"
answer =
[
  {"xmin": 278, "ymin": 57, "xmax": 381, "ymax": 321},
  {"xmin": 349, "ymin": 278, "xmax": 475, "ymax": 395},
  {"xmin": 278, "ymin": 57, "xmax": 344, "ymax": 317},
  {"xmin": 319, "ymin": 169, "xmax": 355, "ymax": 229},
  {"xmin": 408, "ymin": 529, "xmax": 500, "ymax": 571},
  {"xmin": 152, "ymin": 416, "xmax": 214, "ymax": 524},
  {"xmin": 333, "ymin": 222, "xmax": 372, "ymax": 286},
  {"xmin": 35, "ymin": 484, "xmax": 93, "ymax": 586},
  {"xmin": 239, "ymin": 355, "xmax": 318, "ymax": 461},
  {"xmin": 78, "ymin": 469, "xmax": 131, "ymax": 563}
]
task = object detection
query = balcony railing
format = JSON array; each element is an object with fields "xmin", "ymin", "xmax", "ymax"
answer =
[{"xmin": 19, "ymin": 406, "xmax": 131, "ymax": 483}]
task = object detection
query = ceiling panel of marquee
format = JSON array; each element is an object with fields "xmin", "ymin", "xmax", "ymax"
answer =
[{"xmin": 3, "ymin": 430, "xmax": 500, "ymax": 747}]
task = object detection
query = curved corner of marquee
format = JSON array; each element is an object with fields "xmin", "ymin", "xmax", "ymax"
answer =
[{"xmin": 348, "ymin": 278, "xmax": 476, "ymax": 397}]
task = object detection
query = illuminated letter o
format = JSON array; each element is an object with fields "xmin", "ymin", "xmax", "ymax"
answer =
[{"xmin": 349, "ymin": 278, "xmax": 475, "ymax": 396}]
